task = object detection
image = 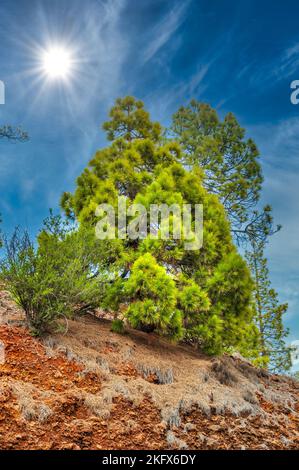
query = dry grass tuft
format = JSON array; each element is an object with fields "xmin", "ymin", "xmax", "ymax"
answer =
[
  {"xmin": 166, "ymin": 431, "xmax": 188, "ymax": 449},
  {"xmin": 211, "ymin": 360, "xmax": 238, "ymax": 387},
  {"xmin": 11, "ymin": 382, "xmax": 53, "ymax": 423},
  {"xmin": 95, "ymin": 356, "xmax": 110, "ymax": 372},
  {"xmin": 242, "ymin": 389, "xmax": 258, "ymax": 405},
  {"xmin": 84, "ymin": 392, "xmax": 111, "ymax": 419},
  {"xmin": 162, "ymin": 407, "xmax": 182, "ymax": 428},
  {"xmin": 183, "ymin": 422, "xmax": 196, "ymax": 433},
  {"xmin": 137, "ymin": 364, "xmax": 174, "ymax": 384}
]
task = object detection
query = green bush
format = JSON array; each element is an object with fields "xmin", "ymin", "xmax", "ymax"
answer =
[
  {"xmin": 111, "ymin": 319, "xmax": 125, "ymax": 334},
  {"xmin": 123, "ymin": 253, "xmax": 183, "ymax": 340},
  {"xmin": 0, "ymin": 214, "xmax": 108, "ymax": 336}
]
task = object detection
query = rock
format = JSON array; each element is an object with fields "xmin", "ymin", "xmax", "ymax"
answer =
[
  {"xmin": 208, "ymin": 424, "xmax": 222, "ymax": 432},
  {"xmin": 62, "ymin": 442, "xmax": 81, "ymax": 450}
]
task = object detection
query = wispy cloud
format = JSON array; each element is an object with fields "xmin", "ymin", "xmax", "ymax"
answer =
[
  {"xmin": 167, "ymin": 62, "xmax": 211, "ymax": 104},
  {"xmin": 275, "ymin": 42, "xmax": 299, "ymax": 79},
  {"xmin": 145, "ymin": 62, "xmax": 211, "ymax": 122},
  {"xmin": 248, "ymin": 40, "xmax": 299, "ymax": 89},
  {"xmin": 143, "ymin": 0, "xmax": 190, "ymax": 64}
]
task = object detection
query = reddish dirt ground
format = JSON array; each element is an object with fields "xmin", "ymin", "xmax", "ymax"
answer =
[
  {"xmin": 0, "ymin": 325, "xmax": 166, "ymax": 450},
  {"xmin": 0, "ymin": 291, "xmax": 298, "ymax": 450}
]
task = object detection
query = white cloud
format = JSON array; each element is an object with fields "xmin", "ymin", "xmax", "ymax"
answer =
[
  {"xmin": 276, "ymin": 42, "xmax": 299, "ymax": 78},
  {"xmin": 143, "ymin": 1, "xmax": 190, "ymax": 64},
  {"xmin": 248, "ymin": 40, "xmax": 299, "ymax": 88},
  {"xmin": 144, "ymin": 64, "xmax": 210, "ymax": 124}
]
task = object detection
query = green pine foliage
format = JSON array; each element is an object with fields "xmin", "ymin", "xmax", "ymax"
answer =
[
  {"xmin": 124, "ymin": 253, "xmax": 182, "ymax": 339},
  {"xmin": 170, "ymin": 100, "xmax": 281, "ymax": 246},
  {"xmin": 171, "ymin": 101, "xmax": 263, "ymax": 229},
  {"xmin": 61, "ymin": 96, "xmax": 257, "ymax": 355},
  {"xmin": 171, "ymin": 99, "xmax": 290, "ymax": 370},
  {"xmin": 102, "ymin": 96, "xmax": 162, "ymax": 142},
  {"xmin": 111, "ymin": 319, "xmax": 125, "ymax": 335},
  {"xmin": 246, "ymin": 241, "xmax": 292, "ymax": 373}
]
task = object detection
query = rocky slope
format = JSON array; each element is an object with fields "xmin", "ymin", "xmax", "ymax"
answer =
[{"xmin": 0, "ymin": 291, "xmax": 298, "ymax": 450}]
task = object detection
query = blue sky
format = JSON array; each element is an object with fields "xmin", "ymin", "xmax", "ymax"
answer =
[{"xmin": 0, "ymin": 0, "xmax": 298, "ymax": 368}]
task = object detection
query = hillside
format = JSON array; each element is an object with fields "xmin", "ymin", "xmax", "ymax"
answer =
[{"xmin": 0, "ymin": 291, "xmax": 298, "ymax": 450}]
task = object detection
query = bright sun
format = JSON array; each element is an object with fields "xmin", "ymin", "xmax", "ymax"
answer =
[{"xmin": 42, "ymin": 47, "xmax": 73, "ymax": 79}]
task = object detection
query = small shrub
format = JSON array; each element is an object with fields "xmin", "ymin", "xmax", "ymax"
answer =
[
  {"xmin": 80, "ymin": 359, "xmax": 103, "ymax": 376},
  {"xmin": 20, "ymin": 401, "xmax": 51, "ymax": 422},
  {"xmin": 256, "ymin": 368, "xmax": 269, "ymax": 378},
  {"xmin": 125, "ymin": 419, "xmax": 138, "ymax": 432},
  {"xmin": 111, "ymin": 319, "xmax": 125, "ymax": 335},
  {"xmin": 0, "ymin": 215, "xmax": 105, "ymax": 336}
]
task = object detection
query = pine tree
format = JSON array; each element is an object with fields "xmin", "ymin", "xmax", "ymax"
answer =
[
  {"xmin": 61, "ymin": 96, "xmax": 257, "ymax": 355},
  {"xmin": 0, "ymin": 125, "xmax": 28, "ymax": 142},
  {"xmin": 102, "ymin": 96, "xmax": 162, "ymax": 142},
  {"xmin": 171, "ymin": 100, "xmax": 289, "ymax": 367},
  {"xmin": 171, "ymin": 100, "xmax": 280, "ymax": 244},
  {"xmin": 246, "ymin": 240, "xmax": 292, "ymax": 373}
]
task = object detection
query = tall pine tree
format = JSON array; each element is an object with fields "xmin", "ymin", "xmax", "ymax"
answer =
[
  {"xmin": 171, "ymin": 99, "xmax": 290, "ymax": 371},
  {"xmin": 246, "ymin": 240, "xmax": 292, "ymax": 373},
  {"xmin": 171, "ymin": 100, "xmax": 279, "ymax": 245},
  {"xmin": 61, "ymin": 96, "xmax": 257, "ymax": 356}
]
